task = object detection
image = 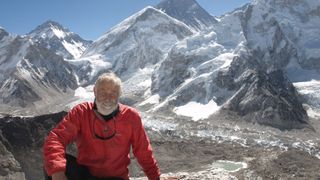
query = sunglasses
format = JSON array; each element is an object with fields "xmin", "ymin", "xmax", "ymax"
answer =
[{"xmin": 92, "ymin": 117, "xmax": 116, "ymax": 140}]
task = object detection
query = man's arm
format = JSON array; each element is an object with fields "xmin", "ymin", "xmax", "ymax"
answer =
[
  {"xmin": 131, "ymin": 111, "xmax": 160, "ymax": 180},
  {"xmin": 43, "ymin": 106, "xmax": 81, "ymax": 176}
]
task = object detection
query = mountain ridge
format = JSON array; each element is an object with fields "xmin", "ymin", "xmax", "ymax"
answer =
[{"xmin": 28, "ymin": 20, "xmax": 92, "ymax": 59}]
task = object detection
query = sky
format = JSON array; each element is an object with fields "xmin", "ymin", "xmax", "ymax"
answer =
[{"xmin": 0, "ymin": 0, "xmax": 251, "ymax": 41}]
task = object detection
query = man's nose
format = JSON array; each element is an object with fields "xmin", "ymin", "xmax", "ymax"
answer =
[{"xmin": 100, "ymin": 93, "xmax": 117, "ymax": 100}]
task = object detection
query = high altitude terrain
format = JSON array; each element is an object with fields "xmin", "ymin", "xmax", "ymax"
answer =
[{"xmin": 1, "ymin": 0, "xmax": 320, "ymax": 179}]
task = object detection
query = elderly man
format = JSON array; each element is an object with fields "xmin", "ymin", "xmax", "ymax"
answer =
[{"xmin": 43, "ymin": 72, "xmax": 161, "ymax": 180}]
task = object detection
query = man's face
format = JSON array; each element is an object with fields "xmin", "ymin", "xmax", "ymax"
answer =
[{"xmin": 94, "ymin": 80, "xmax": 120, "ymax": 115}]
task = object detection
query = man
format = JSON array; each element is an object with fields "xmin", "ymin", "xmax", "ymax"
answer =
[{"xmin": 43, "ymin": 72, "xmax": 162, "ymax": 180}]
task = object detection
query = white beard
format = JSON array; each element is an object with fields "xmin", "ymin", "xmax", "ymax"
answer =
[{"xmin": 96, "ymin": 100, "xmax": 118, "ymax": 115}]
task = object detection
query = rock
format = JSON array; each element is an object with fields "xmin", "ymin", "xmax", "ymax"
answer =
[{"xmin": 0, "ymin": 139, "xmax": 26, "ymax": 180}]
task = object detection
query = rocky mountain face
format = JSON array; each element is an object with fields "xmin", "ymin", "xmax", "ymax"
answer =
[
  {"xmin": 244, "ymin": 0, "xmax": 320, "ymax": 72},
  {"xmin": 223, "ymin": 0, "xmax": 320, "ymax": 127},
  {"xmin": 241, "ymin": 0, "xmax": 320, "ymax": 117},
  {"xmin": 217, "ymin": 53, "xmax": 309, "ymax": 130},
  {"xmin": 28, "ymin": 20, "xmax": 92, "ymax": 59},
  {"xmin": 150, "ymin": 0, "xmax": 319, "ymax": 129},
  {"xmin": 0, "ymin": 30, "xmax": 78, "ymax": 115}
]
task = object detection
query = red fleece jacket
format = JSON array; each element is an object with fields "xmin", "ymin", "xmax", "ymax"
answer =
[{"xmin": 43, "ymin": 102, "xmax": 160, "ymax": 180}]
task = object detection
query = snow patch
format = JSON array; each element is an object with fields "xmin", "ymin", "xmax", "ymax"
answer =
[
  {"xmin": 173, "ymin": 100, "xmax": 220, "ymax": 121},
  {"xmin": 51, "ymin": 27, "xmax": 66, "ymax": 39},
  {"xmin": 74, "ymin": 86, "xmax": 94, "ymax": 99},
  {"xmin": 68, "ymin": 85, "xmax": 94, "ymax": 108},
  {"xmin": 294, "ymin": 80, "xmax": 320, "ymax": 115},
  {"xmin": 62, "ymin": 40, "xmax": 85, "ymax": 59},
  {"xmin": 67, "ymin": 55, "xmax": 112, "ymax": 80},
  {"xmin": 211, "ymin": 160, "xmax": 247, "ymax": 172},
  {"xmin": 139, "ymin": 94, "xmax": 160, "ymax": 106}
]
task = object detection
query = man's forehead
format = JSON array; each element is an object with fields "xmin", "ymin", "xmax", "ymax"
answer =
[{"xmin": 96, "ymin": 80, "xmax": 119, "ymax": 88}]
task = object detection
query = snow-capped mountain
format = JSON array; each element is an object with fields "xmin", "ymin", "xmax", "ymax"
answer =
[
  {"xmin": 156, "ymin": 0, "xmax": 218, "ymax": 30},
  {"xmin": 148, "ymin": 0, "xmax": 320, "ymax": 129},
  {"xmin": 28, "ymin": 20, "xmax": 92, "ymax": 59},
  {"xmin": 78, "ymin": 6, "xmax": 193, "ymax": 86},
  {"xmin": 0, "ymin": 29, "xmax": 78, "ymax": 115},
  {"xmin": 3, "ymin": 0, "xmax": 320, "ymax": 179},
  {"xmin": 1, "ymin": 0, "xmax": 320, "ymax": 130}
]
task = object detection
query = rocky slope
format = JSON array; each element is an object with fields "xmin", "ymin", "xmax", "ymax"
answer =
[
  {"xmin": 0, "ymin": 112, "xmax": 65, "ymax": 180},
  {"xmin": 1, "ymin": 111, "xmax": 320, "ymax": 180},
  {"xmin": 0, "ymin": 138, "xmax": 25, "ymax": 180},
  {"xmin": 0, "ymin": 26, "xmax": 79, "ymax": 115}
]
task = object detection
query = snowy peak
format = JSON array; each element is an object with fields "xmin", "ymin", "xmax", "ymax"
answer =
[
  {"xmin": 28, "ymin": 20, "xmax": 68, "ymax": 39},
  {"xmin": 80, "ymin": 6, "xmax": 193, "ymax": 85},
  {"xmin": 156, "ymin": 0, "xmax": 218, "ymax": 30},
  {"xmin": 97, "ymin": 6, "xmax": 190, "ymax": 40},
  {"xmin": 0, "ymin": 34, "xmax": 78, "ymax": 112},
  {"xmin": 28, "ymin": 20, "xmax": 92, "ymax": 59},
  {"xmin": 84, "ymin": 6, "xmax": 192, "ymax": 58},
  {"xmin": 0, "ymin": 23, "xmax": 79, "ymax": 113}
]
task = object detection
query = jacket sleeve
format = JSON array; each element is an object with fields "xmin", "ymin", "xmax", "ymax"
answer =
[
  {"xmin": 43, "ymin": 106, "xmax": 81, "ymax": 176},
  {"xmin": 131, "ymin": 110, "xmax": 160, "ymax": 180}
]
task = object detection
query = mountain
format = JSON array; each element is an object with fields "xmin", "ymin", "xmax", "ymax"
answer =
[
  {"xmin": 0, "ymin": 29, "xmax": 78, "ymax": 115},
  {"xmin": 28, "ymin": 20, "xmax": 92, "ymax": 59},
  {"xmin": 156, "ymin": 0, "xmax": 218, "ymax": 30},
  {"xmin": 79, "ymin": 6, "xmax": 193, "ymax": 86},
  {"xmin": 241, "ymin": 0, "xmax": 320, "ymax": 116},
  {"xmin": 1, "ymin": 0, "xmax": 319, "ymax": 129},
  {"xmin": 148, "ymin": 0, "xmax": 320, "ymax": 129}
]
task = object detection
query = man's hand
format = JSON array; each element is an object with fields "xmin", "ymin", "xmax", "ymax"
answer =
[
  {"xmin": 51, "ymin": 171, "xmax": 67, "ymax": 180},
  {"xmin": 160, "ymin": 177, "xmax": 179, "ymax": 180}
]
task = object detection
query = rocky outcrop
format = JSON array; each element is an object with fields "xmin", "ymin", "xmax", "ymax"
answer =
[
  {"xmin": 216, "ymin": 52, "xmax": 309, "ymax": 130},
  {"xmin": 0, "ymin": 112, "xmax": 66, "ymax": 180},
  {"xmin": 151, "ymin": 51, "xmax": 194, "ymax": 98},
  {"xmin": 0, "ymin": 133, "xmax": 26, "ymax": 180}
]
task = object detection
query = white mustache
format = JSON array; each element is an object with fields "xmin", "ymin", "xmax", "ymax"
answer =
[{"xmin": 98, "ymin": 101, "xmax": 118, "ymax": 108}]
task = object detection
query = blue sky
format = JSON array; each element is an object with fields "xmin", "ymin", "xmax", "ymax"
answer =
[{"xmin": 0, "ymin": 0, "xmax": 250, "ymax": 40}]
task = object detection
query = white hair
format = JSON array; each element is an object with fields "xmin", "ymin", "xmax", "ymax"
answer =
[{"xmin": 95, "ymin": 72, "xmax": 122, "ymax": 95}]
